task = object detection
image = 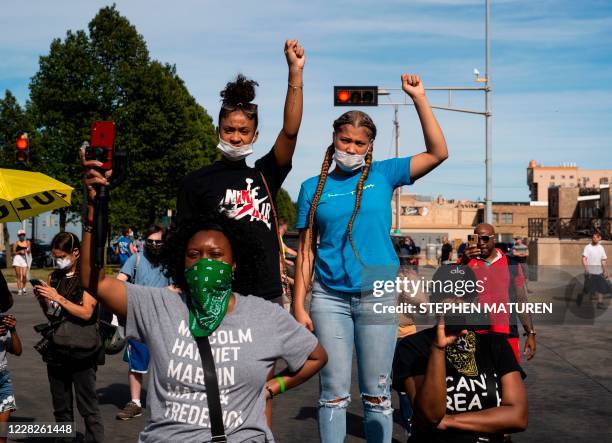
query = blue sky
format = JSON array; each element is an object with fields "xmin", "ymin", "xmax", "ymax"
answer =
[{"xmin": 1, "ymin": 0, "xmax": 611, "ymax": 204}]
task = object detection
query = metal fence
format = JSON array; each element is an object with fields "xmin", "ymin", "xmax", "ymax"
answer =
[{"xmin": 528, "ymin": 218, "xmax": 612, "ymax": 240}]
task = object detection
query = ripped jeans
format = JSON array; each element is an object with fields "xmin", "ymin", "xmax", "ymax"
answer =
[{"xmin": 310, "ymin": 279, "xmax": 398, "ymax": 443}]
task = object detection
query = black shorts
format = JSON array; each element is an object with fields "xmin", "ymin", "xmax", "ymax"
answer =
[{"xmin": 585, "ymin": 274, "xmax": 610, "ymax": 294}]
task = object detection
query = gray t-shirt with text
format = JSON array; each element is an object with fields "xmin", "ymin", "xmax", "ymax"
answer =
[{"xmin": 126, "ymin": 283, "xmax": 317, "ymax": 443}]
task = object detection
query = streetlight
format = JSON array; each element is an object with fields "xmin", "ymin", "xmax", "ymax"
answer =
[{"xmin": 380, "ymin": 0, "xmax": 493, "ymax": 229}]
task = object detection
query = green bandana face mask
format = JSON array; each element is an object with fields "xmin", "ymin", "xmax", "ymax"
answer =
[{"xmin": 184, "ymin": 258, "xmax": 233, "ymax": 338}]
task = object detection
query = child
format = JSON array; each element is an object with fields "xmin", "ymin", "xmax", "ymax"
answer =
[{"xmin": 0, "ymin": 314, "xmax": 22, "ymax": 443}]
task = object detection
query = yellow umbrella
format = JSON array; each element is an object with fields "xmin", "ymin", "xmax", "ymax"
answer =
[{"xmin": 0, "ymin": 168, "xmax": 74, "ymax": 222}]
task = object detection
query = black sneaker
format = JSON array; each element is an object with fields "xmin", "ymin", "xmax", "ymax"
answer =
[{"xmin": 116, "ymin": 401, "xmax": 142, "ymax": 420}]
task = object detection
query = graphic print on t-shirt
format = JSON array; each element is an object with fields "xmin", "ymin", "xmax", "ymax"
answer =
[
  {"xmin": 218, "ymin": 178, "xmax": 271, "ymax": 230},
  {"xmin": 164, "ymin": 320, "xmax": 253, "ymax": 431},
  {"xmin": 445, "ymin": 371, "xmax": 502, "ymax": 413}
]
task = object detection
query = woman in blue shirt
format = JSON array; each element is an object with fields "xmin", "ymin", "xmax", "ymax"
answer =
[{"xmin": 293, "ymin": 74, "xmax": 448, "ymax": 443}]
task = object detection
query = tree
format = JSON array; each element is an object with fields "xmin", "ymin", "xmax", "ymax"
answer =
[
  {"xmin": 28, "ymin": 5, "xmax": 217, "ymax": 232},
  {"xmin": 0, "ymin": 90, "xmax": 34, "ymax": 260},
  {"xmin": 276, "ymin": 188, "xmax": 297, "ymax": 229},
  {"xmin": 0, "ymin": 90, "xmax": 33, "ymax": 167}
]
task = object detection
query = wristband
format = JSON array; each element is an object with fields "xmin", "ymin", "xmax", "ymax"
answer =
[
  {"xmin": 275, "ymin": 376, "xmax": 286, "ymax": 394},
  {"xmin": 523, "ymin": 330, "xmax": 536, "ymax": 336},
  {"xmin": 288, "ymin": 82, "xmax": 303, "ymax": 89}
]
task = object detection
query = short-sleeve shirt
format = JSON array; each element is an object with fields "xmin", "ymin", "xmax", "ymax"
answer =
[
  {"xmin": 117, "ymin": 236, "xmax": 132, "ymax": 263},
  {"xmin": 441, "ymin": 243, "xmax": 453, "ymax": 262},
  {"xmin": 393, "ymin": 328, "xmax": 525, "ymax": 443},
  {"xmin": 120, "ymin": 252, "xmax": 171, "ymax": 288},
  {"xmin": 0, "ymin": 332, "xmax": 13, "ymax": 371},
  {"xmin": 582, "ymin": 243, "xmax": 607, "ymax": 275},
  {"xmin": 126, "ymin": 284, "xmax": 317, "ymax": 443},
  {"xmin": 177, "ymin": 149, "xmax": 291, "ymax": 300},
  {"xmin": 467, "ymin": 249, "xmax": 525, "ymax": 335},
  {"xmin": 296, "ymin": 157, "xmax": 412, "ymax": 292}
]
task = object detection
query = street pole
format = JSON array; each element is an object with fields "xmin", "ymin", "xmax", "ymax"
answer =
[
  {"xmin": 394, "ymin": 105, "xmax": 401, "ymax": 233},
  {"xmin": 484, "ymin": 0, "xmax": 493, "ymax": 224}
]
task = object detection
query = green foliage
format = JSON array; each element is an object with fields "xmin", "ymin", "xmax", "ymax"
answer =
[
  {"xmin": 276, "ymin": 188, "xmax": 297, "ymax": 229},
  {"xmin": 0, "ymin": 90, "xmax": 34, "ymax": 167},
  {"xmin": 26, "ymin": 5, "xmax": 217, "ymax": 231}
]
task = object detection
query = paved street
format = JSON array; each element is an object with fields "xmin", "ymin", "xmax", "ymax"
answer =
[{"xmin": 3, "ymin": 273, "xmax": 611, "ymax": 442}]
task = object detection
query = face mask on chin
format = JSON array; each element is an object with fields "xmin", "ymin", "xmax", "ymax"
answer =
[
  {"xmin": 216, "ymin": 136, "xmax": 256, "ymax": 161},
  {"xmin": 334, "ymin": 148, "xmax": 366, "ymax": 172},
  {"xmin": 184, "ymin": 258, "xmax": 233, "ymax": 337}
]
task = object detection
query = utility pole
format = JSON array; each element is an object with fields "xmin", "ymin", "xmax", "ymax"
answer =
[{"xmin": 393, "ymin": 105, "xmax": 401, "ymax": 233}]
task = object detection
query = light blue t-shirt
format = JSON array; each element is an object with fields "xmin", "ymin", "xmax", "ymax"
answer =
[
  {"xmin": 296, "ymin": 156, "xmax": 412, "ymax": 292},
  {"xmin": 120, "ymin": 252, "xmax": 171, "ymax": 288}
]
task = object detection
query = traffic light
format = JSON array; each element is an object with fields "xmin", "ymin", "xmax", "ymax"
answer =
[
  {"xmin": 15, "ymin": 133, "xmax": 29, "ymax": 169},
  {"xmin": 334, "ymin": 86, "xmax": 378, "ymax": 106}
]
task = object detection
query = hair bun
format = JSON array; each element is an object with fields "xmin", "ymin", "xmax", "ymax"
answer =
[{"xmin": 220, "ymin": 74, "xmax": 259, "ymax": 105}]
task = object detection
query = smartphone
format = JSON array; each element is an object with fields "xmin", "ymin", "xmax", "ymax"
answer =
[
  {"xmin": 30, "ymin": 278, "xmax": 44, "ymax": 287},
  {"xmin": 467, "ymin": 234, "xmax": 479, "ymax": 248},
  {"xmin": 87, "ymin": 121, "xmax": 116, "ymax": 171}
]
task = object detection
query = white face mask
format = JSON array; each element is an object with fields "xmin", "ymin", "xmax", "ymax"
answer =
[
  {"xmin": 216, "ymin": 137, "xmax": 255, "ymax": 161},
  {"xmin": 334, "ymin": 148, "xmax": 366, "ymax": 172},
  {"xmin": 56, "ymin": 257, "xmax": 73, "ymax": 271}
]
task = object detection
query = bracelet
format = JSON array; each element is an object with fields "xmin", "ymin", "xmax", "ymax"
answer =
[
  {"xmin": 288, "ymin": 82, "xmax": 303, "ymax": 89},
  {"xmin": 523, "ymin": 330, "xmax": 536, "ymax": 336},
  {"xmin": 83, "ymin": 224, "xmax": 93, "ymax": 233},
  {"xmin": 275, "ymin": 376, "xmax": 286, "ymax": 394}
]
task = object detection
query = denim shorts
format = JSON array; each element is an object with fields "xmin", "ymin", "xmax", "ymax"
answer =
[{"xmin": 0, "ymin": 369, "xmax": 17, "ymax": 413}]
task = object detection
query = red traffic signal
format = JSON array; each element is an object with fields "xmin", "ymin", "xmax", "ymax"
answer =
[
  {"xmin": 15, "ymin": 133, "xmax": 30, "ymax": 169},
  {"xmin": 334, "ymin": 86, "xmax": 378, "ymax": 107},
  {"xmin": 16, "ymin": 133, "xmax": 29, "ymax": 150}
]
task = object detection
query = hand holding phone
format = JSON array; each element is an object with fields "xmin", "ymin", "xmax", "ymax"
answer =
[{"xmin": 30, "ymin": 278, "xmax": 45, "ymax": 287}]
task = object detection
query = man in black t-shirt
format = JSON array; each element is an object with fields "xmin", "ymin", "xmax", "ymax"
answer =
[
  {"xmin": 440, "ymin": 235, "xmax": 453, "ymax": 264},
  {"xmin": 177, "ymin": 40, "xmax": 305, "ymax": 303}
]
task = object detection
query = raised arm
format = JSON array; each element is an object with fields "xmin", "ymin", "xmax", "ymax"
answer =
[
  {"xmin": 401, "ymin": 74, "xmax": 448, "ymax": 182},
  {"xmin": 408, "ymin": 322, "xmax": 455, "ymax": 427},
  {"xmin": 80, "ymin": 149, "xmax": 128, "ymax": 318},
  {"xmin": 273, "ymin": 39, "xmax": 305, "ymax": 168},
  {"xmin": 293, "ymin": 228, "xmax": 316, "ymax": 331}
]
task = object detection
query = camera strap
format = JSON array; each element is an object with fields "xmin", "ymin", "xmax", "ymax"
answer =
[
  {"xmin": 258, "ymin": 172, "xmax": 292, "ymax": 304},
  {"xmin": 195, "ymin": 336, "xmax": 227, "ymax": 443}
]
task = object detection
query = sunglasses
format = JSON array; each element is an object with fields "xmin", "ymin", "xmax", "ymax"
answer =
[
  {"xmin": 146, "ymin": 240, "xmax": 163, "ymax": 246},
  {"xmin": 222, "ymin": 102, "xmax": 258, "ymax": 114},
  {"xmin": 477, "ymin": 235, "xmax": 492, "ymax": 243}
]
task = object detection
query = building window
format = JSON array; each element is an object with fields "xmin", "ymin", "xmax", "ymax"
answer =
[
  {"xmin": 550, "ymin": 175, "xmax": 555, "ymax": 179},
  {"xmin": 569, "ymin": 175, "xmax": 574, "ymax": 179},
  {"xmin": 493, "ymin": 213, "xmax": 499, "ymax": 224},
  {"xmin": 561, "ymin": 175, "xmax": 565, "ymax": 179},
  {"xmin": 600, "ymin": 178, "xmax": 609, "ymax": 184},
  {"xmin": 502, "ymin": 213, "xmax": 513, "ymax": 224}
]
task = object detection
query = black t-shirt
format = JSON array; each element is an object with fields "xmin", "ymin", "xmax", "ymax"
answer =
[
  {"xmin": 177, "ymin": 148, "xmax": 291, "ymax": 300},
  {"xmin": 441, "ymin": 243, "xmax": 453, "ymax": 262},
  {"xmin": 393, "ymin": 328, "xmax": 525, "ymax": 443}
]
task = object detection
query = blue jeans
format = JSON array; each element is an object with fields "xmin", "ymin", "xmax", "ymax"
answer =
[{"xmin": 310, "ymin": 279, "xmax": 398, "ymax": 443}]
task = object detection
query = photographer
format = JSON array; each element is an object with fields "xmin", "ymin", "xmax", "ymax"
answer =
[
  {"xmin": 0, "ymin": 314, "xmax": 22, "ymax": 443},
  {"xmin": 33, "ymin": 232, "xmax": 104, "ymax": 443}
]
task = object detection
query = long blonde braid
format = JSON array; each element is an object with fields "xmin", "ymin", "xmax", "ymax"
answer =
[{"xmin": 346, "ymin": 145, "xmax": 373, "ymax": 262}]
